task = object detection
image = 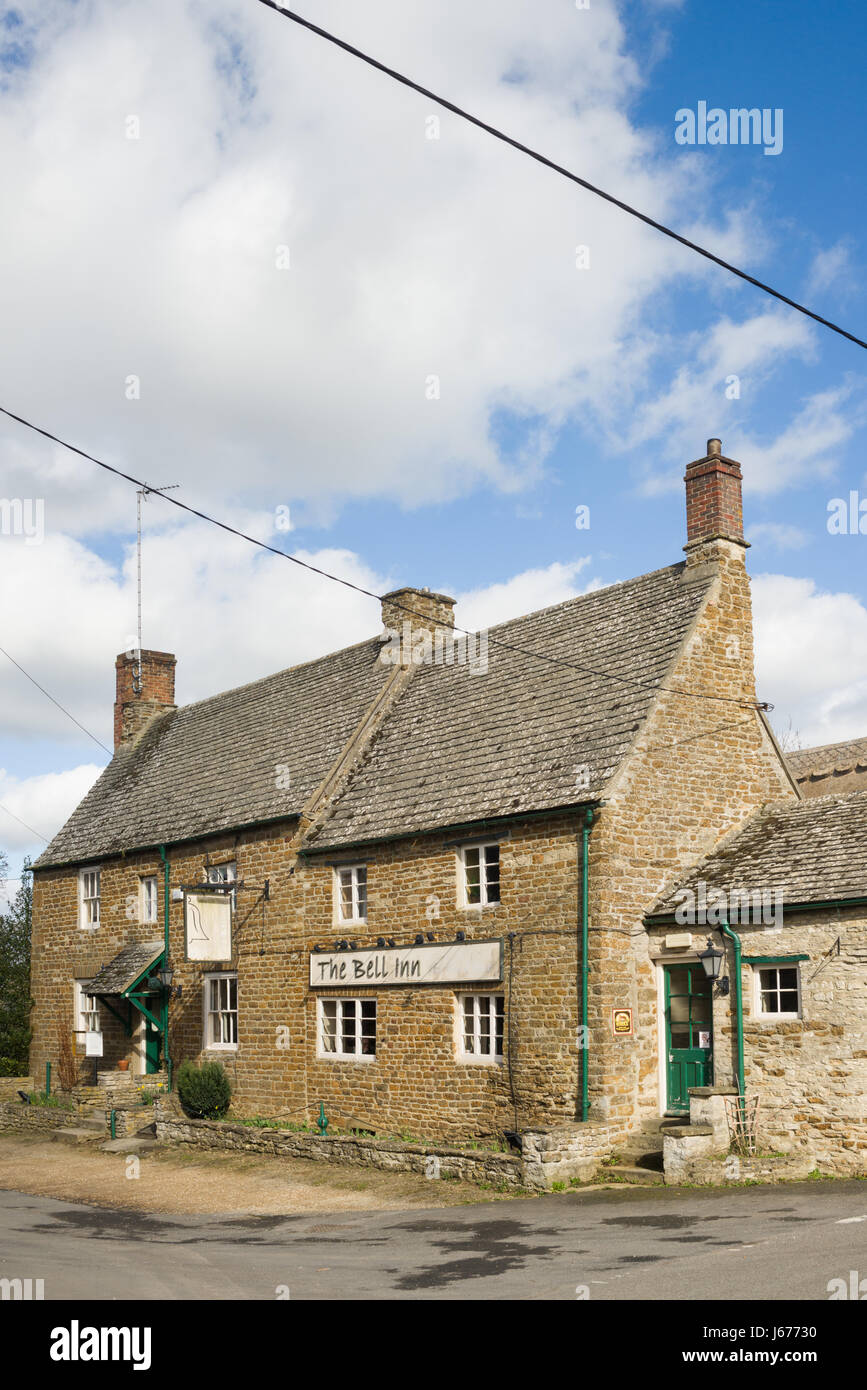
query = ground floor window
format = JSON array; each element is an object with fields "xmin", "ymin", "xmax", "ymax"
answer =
[
  {"xmin": 318, "ymin": 998, "xmax": 376, "ymax": 1058},
  {"xmin": 74, "ymin": 980, "xmax": 100, "ymax": 1036},
  {"xmin": 458, "ymin": 993, "xmax": 504, "ymax": 1060},
  {"xmin": 754, "ymin": 965, "xmax": 801, "ymax": 1018},
  {"xmin": 204, "ymin": 973, "xmax": 238, "ymax": 1049}
]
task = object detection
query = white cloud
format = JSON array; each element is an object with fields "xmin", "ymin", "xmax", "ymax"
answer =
[
  {"xmin": 457, "ymin": 558, "xmax": 597, "ymax": 629},
  {"xmin": 754, "ymin": 573, "xmax": 867, "ymax": 748},
  {"xmin": 0, "ymin": 764, "xmax": 103, "ymax": 853},
  {"xmin": 0, "ymin": 508, "xmax": 603, "ymax": 749},
  {"xmin": 0, "ymin": 0, "xmax": 788, "ymax": 532},
  {"xmin": 629, "ymin": 310, "xmax": 818, "ymax": 494},
  {"xmin": 730, "ymin": 386, "xmax": 864, "ymax": 495},
  {"xmin": 746, "ymin": 522, "xmax": 808, "ymax": 551},
  {"xmin": 0, "ymin": 518, "xmax": 392, "ymax": 748},
  {"xmin": 806, "ymin": 240, "xmax": 856, "ymax": 300}
]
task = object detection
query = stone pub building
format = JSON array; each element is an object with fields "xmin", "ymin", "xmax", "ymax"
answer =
[{"xmin": 29, "ymin": 441, "xmax": 867, "ymax": 1174}]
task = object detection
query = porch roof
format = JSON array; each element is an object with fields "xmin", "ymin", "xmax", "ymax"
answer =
[{"xmin": 83, "ymin": 941, "xmax": 163, "ymax": 995}]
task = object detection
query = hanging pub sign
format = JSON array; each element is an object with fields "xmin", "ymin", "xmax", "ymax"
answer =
[
  {"xmin": 184, "ymin": 890, "xmax": 233, "ymax": 963},
  {"xmin": 612, "ymin": 1007, "xmax": 633, "ymax": 1036},
  {"xmin": 310, "ymin": 938, "xmax": 503, "ymax": 988}
]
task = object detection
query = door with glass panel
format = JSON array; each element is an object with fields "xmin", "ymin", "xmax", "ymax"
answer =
[{"xmin": 664, "ymin": 963, "xmax": 713, "ymax": 1112}]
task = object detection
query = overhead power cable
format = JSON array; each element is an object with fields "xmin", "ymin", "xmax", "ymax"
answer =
[
  {"xmin": 254, "ymin": 0, "xmax": 867, "ymax": 353},
  {"xmin": 0, "ymin": 642, "xmax": 112, "ymax": 755},
  {"xmin": 0, "ymin": 801, "xmax": 49, "ymax": 844},
  {"xmin": 0, "ymin": 404, "xmax": 769, "ymax": 712}
]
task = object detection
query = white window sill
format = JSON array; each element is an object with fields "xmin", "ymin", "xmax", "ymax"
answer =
[
  {"xmin": 317, "ymin": 1053, "xmax": 377, "ymax": 1063},
  {"xmin": 457, "ymin": 1055, "xmax": 503, "ymax": 1066}
]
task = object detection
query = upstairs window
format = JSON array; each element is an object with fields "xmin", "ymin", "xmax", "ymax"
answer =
[
  {"xmin": 140, "ymin": 875, "xmax": 158, "ymax": 924},
  {"xmin": 461, "ymin": 843, "xmax": 500, "ymax": 906},
  {"xmin": 754, "ymin": 965, "xmax": 801, "ymax": 1019},
  {"xmin": 78, "ymin": 869, "xmax": 101, "ymax": 929},
  {"xmin": 336, "ymin": 864, "xmax": 367, "ymax": 923},
  {"xmin": 207, "ymin": 861, "xmax": 237, "ymax": 909},
  {"xmin": 204, "ymin": 974, "xmax": 238, "ymax": 1049}
]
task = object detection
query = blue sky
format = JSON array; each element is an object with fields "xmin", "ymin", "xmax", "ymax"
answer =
[{"xmin": 1, "ymin": 0, "xmax": 866, "ymax": 890}]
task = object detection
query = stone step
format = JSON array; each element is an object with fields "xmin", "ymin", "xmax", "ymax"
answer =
[
  {"xmin": 619, "ymin": 1118, "xmax": 686, "ymax": 1158},
  {"xmin": 74, "ymin": 1110, "xmax": 107, "ymax": 1127},
  {"xmin": 51, "ymin": 1126, "xmax": 106, "ymax": 1146},
  {"xmin": 100, "ymin": 1136, "xmax": 160, "ymax": 1156},
  {"xmin": 598, "ymin": 1164, "xmax": 665, "ymax": 1186}
]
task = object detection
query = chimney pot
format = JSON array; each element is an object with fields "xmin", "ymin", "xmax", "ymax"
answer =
[{"xmin": 707, "ymin": 437, "xmax": 722, "ymax": 456}]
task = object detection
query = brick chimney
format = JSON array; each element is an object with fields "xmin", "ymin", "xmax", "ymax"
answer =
[
  {"xmin": 114, "ymin": 649, "xmax": 176, "ymax": 749},
  {"xmin": 684, "ymin": 438, "xmax": 748, "ymax": 563}
]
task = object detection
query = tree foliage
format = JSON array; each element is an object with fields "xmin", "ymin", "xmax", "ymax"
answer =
[{"xmin": 0, "ymin": 855, "xmax": 33, "ymax": 1076}]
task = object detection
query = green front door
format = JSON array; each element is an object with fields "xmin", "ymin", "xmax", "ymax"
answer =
[
  {"xmin": 144, "ymin": 1018, "xmax": 161, "ymax": 1074},
  {"xmin": 664, "ymin": 963, "xmax": 713, "ymax": 1112}
]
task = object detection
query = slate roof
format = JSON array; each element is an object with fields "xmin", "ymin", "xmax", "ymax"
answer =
[
  {"xmin": 787, "ymin": 735, "xmax": 867, "ymax": 799},
  {"xmin": 649, "ymin": 790, "xmax": 867, "ymax": 916},
  {"xmin": 310, "ymin": 563, "xmax": 711, "ymax": 849},
  {"xmin": 36, "ymin": 562, "xmax": 713, "ymax": 868},
  {"xmin": 35, "ymin": 638, "xmax": 391, "ymax": 868},
  {"xmin": 83, "ymin": 941, "xmax": 164, "ymax": 995}
]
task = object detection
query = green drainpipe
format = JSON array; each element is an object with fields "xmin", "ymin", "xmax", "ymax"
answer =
[
  {"xmin": 719, "ymin": 918, "xmax": 745, "ymax": 1114},
  {"xmin": 580, "ymin": 806, "xmax": 595, "ymax": 1122},
  {"xmin": 158, "ymin": 845, "xmax": 172, "ymax": 1092}
]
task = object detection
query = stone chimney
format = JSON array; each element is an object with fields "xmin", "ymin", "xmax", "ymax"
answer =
[
  {"xmin": 379, "ymin": 587, "xmax": 457, "ymax": 667},
  {"xmin": 114, "ymin": 649, "xmax": 176, "ymax": 749},
  {"xmin": 684, "ymin": 438, "xmax": 748, "ymax": 565},
  {"xmin": 380, "ymin": 587, "xmax": 456, "ymax": 636}
]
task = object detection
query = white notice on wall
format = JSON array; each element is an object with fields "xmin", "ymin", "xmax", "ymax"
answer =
[{"xmin": 85, "ymin": 1031, "xmax": 103, "ymax": 1057}]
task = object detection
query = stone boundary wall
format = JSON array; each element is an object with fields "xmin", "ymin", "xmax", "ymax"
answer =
[
  {"xmin": 155, "ymin": 1109, "xmax": 525, "ymax": 1187},
  {"xmin": 112, "ymin": 1105, "xmax": 154, "ymax": 1137},
  {"xmin": 664, "ymin": 1137, "xmax": 817, "ymax": 1186},
  {"xmin": 521, "ymin": 1122, "xmax": 628, "ymax": 1185},
  {"xmin": 154, "ymin": 1102, "xmax": 632, "ymax": 1188},
  {"xmin": 0, "ymin": 1099, "xmax": 76, "ymax": 1133},
  {"xmin": 0, "ymin": 1077, "xmax": 33, "ymax": 1102},
  {"xmin": 661, "ymin": 1088, "xmax": 865, "ymax": 1183}
]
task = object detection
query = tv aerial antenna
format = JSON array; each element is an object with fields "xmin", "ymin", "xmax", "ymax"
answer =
[{"xmin": 133, "ymin": 482, "xmax": 180, "ymax": 693}]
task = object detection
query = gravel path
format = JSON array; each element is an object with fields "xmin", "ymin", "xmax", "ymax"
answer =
[{"xmin": 0, "ymin": 1133, "xmax": 520, "ymax": 1216}]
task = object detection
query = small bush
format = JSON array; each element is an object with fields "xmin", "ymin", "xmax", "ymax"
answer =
[{"xmin": 177, "ymin": 1060, "xmax": 231, "ymax": 1119}]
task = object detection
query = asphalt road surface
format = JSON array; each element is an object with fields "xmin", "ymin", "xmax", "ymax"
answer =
[{"xmin": 2, "ymin": 1180, "xmax": 866, "ymax": 1300}]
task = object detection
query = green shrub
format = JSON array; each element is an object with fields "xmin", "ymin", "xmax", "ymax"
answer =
[{"xmin": 176, "ymin": 1060, "xmax": 231, "ymax": 1119}]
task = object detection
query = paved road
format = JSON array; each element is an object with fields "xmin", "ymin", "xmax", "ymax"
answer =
[{"xmin": 1, "ymin": 1181, "xmax": 866, "ymax": 1300}]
